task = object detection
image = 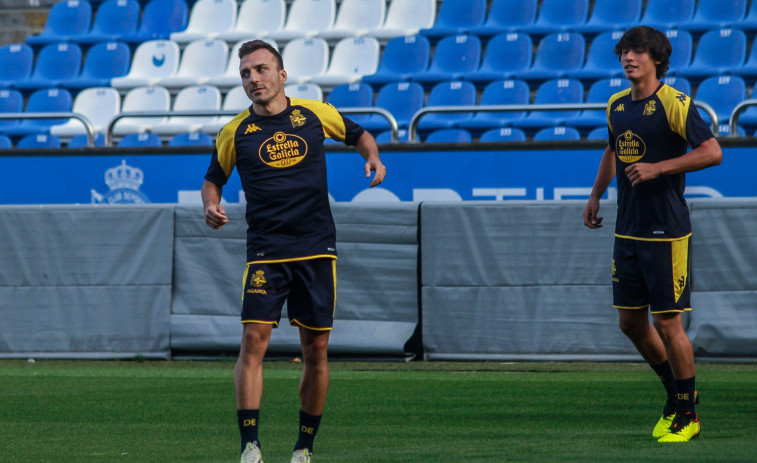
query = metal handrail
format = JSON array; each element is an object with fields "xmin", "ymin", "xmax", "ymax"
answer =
[
  {"xmin": 729, "ymin": 99, "xmax": 757, "ymax": 137},
  {"xmin": 408, "ymin": 101, "xmax": 720, "ymax": 143},
  {"xmin": 105, "ymin": 107, "xmax": 399, "ymax": 146},
  {"xmin": 0, "ymin": 112, "xmax": 96, "ymax": 147}
]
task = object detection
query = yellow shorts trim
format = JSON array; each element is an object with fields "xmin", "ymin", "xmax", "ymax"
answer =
[
  {"xmin": 290, "ymin": 318, "xmax": 333, "ymax": 331},
  {"xmin": 650, "ymin": 307, "xmax": 692, "ymax": 314},
  {"xmin": 242, "ymin": 319, "xmax": 280, "ymax": 327},
  {"xmin": 614, "ymin": 232, "xmax": 692, "ymax": 242},
  {"xmin": 249, "ymin": 254, "xmax": 337, "ymax": 265}
]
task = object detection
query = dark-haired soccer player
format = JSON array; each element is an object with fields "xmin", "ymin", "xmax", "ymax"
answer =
[
  {"xmin": 583, "ymin": 26, "xmax": 721, "ymax": 442},
  {"xmin": 202, "ymin": 40, "xmax": 386, "ymax": 463}
]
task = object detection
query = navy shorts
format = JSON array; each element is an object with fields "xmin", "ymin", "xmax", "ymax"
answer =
[
  {"xmin": 612, "ymin": 236, "xmax": 691, "ymax": 314},
  {"xmin": 241, "ymin": 258, "xmax": 336, "ymax": 330}
]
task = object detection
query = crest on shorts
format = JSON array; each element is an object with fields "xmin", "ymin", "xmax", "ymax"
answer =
[
  {"xmin": 290, "ymin": 109, "xmax": 306, "ymax": 128},
  {"xmin": 252, "ymin": 270, "xmax": 267, "ymax": 287}
]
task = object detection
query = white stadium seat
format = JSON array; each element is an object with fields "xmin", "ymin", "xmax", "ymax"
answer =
[
  {"xmin": 219, "ymin": 0, "xmax": 286, "ymax": 42},
  {"xmin": 160, "ymin": 39, "xmax": 229, "ymax": 88},
  {"xmin": 269, "ymin": 0, "xmax": 336, "ymax": 43},
  {"xmin": 170, "ymin": 0, "xmax": 237, "ymax": 43},
  {"xmin": 311, "ymin": 36, "xmax": 379, "ymax": 87},
  {"xmin": 281, "ymin": 37, "xmax": 329, "ymax": 84},
  {"xmin": 113, "ymin": 86, "xmax": 172, "ymax": 135},
  {"xmin": 111, "ymin": 40, "xmax": 181, "ymax": 90},
  {"xmin": 152, "ymin": 84, "xmax": 222, "ymax": 135},
  {"xmin": 320, "ymin": 0, "xmax": 386, "ymax": 41},
  {"xmin": 202, "ymin": 85, "xmax": 251, "ymax": 133},
  {"xmin": 51, "ymin": 87, "xmax": 121, "ymax": 138},
  {"xmin": 370, "ymin": 0, "xmax": 437, "ymax": 41},
  {"xmin": 284, "ymin": 83, "xmax": 323, "ymax": 100}
]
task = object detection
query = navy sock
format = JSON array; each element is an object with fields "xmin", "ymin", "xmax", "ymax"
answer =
[
  {"xmin": 237, "ymin": 409, "xmax": 260, "ymax": 454},
  {"xmin": 675, "ymin": 376, "xmax": 696, "ymax": 413},
  {"xmin": 294, "ymin": 410, "xmax": 322, "ymax": 453},
  {"xmin": 651, "ymin": 360, "xmax": 678, "ymax": 405}
]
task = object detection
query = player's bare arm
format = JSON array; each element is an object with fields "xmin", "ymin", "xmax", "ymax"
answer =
[
  {"xmin": 625, "ymin": 137, "xmax": 723, "ymax": 186},
  {"xmin": 583, "ymin": 144, "xmax": 617, "ymax": 229},
  {"xmin": 354, "ymin": 131, "xmax": 386, "ymax": 187},
  {"xmin": 201, "ymin": 179, "xmax": 229, "ymax": 230}
]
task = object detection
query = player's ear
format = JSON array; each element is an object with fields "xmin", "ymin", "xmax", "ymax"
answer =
[{"xmin": 280, "ymin": 68, "xmax": 287, "ymax": 85}]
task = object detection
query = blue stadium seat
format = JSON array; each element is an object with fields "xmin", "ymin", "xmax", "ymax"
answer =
[
  {"xmin": 67, "ymin": 132, "xmax": 106, "ymax": 147},
  {"xmin": 734, "ymin": 36, "xmax": 757, "ymax": 79},
  {"xmin": 519, "ymin": 32, "xmax": 585, "ymax": 82},
  {"xmin": 2, "ymin": 88, "xmax": 73, "ymax": 137},
  {"xmin": 693, "ymin": 75, "xmax": 746, "ymax": 127},
  {"xmin": 416, "ymin": 81, "xmax": 476, "ymax": 131},
  {"xmin": 479, "ymin": 127, "xmax": 527, "ymax": 142},
  {"xmin": 467, "ymin": 33, "xmax": 532, "ymax": 84},
  {"xmin": 682, "ymin": 0, "xmax": 747, "ymax": 32},
  {"xmin": 17, "ymin": 133, "xmax": 62, "ymax": 149},
  {"xmin": 0, "ymin": 134, "xmax": 12, "ymax": 149},
  {"xmin": 419, "ymin": 0, "xmax": 486, "ymax": 39},
  {"xmin": 326, "ymin": 82, "xmax": 374, "ymax": 125},
  {"xmin": 470, "ymin": 0, "xmax": 537, "ymax": 37},
  {"xmin": 360, "ymin": 82, "xmax": 424, "ymax": 132},
  {"xmin": 0, "ymin": 44, "xmax": 34, "ymax": 88},
  {"xmin": 511, "ymin": 78, "xmax": 584, "ymax": 130},
  {"xmin": 122, "ymin": 0, "xmax": 189, "ymax": 44},
  {"xmin": 576, "ymin": 0, "xmax": 642, "ymax": 34},
  {"xmin": 666, "ymin": 30, "xmax": 693, "ymax": 75},
  {"xmin": 717, "ymin": 123, "xmax": 745, "ymax": 137},
  {"xmin": 77, "ymin": 0, "xmax": 140, "ymax": 44},
  {"xmin": 640, "ymin": 0, "xmax": 696, "ymax": 31},
  {"xmin": 61, "ymin": 41, "xmax": 130, "ymax": 89},
  {"xmin": 662, "ymin": 76, "xmax": 692, "ymax": 96},
  {"xmin": 0, "ymin": 89, "xmax": 24, "ymax": 133},
  {"xmin": 26, "ymin": 0, "xmax": 93, "ymax": 45},
  {"xmin": 118, "ymin": 132, "xmax": 162, "ymax": 147},
  {"xmin": 522, "ymin": 0, "xmax": 588, "ymax": 35},
  {"xmin": 586, "ymin": 126, "xmax": 608, "ymax": 141},
  {"xmin": 361, "ymin": 35, "xmax": 431, "ymax": 85},
  {"xmin": 459, "ymin": 79, "xmax": 529, "ymax": 131},
  {"xmin": 736, "ymin": 1, "xmax": 757, "ymax": 31},
  {"xmin": 168, "ymin": 132, "xmax": 214, "ymax": 146},
  {"xmin": 573, "ymin": 78, "xmax": 629, "ymax": 129},
  {"xmin": 413, "ymin": 35, "xmax": 481, "ymax": 85},
  {"xmin": 677, "ymin": 29, "xmax": 746, "ymax": 79},
  {"xmin": 375, "ymin": 129, "xmax": 409, "ymax": 144},
  {"xmin": 570, "ymin": 31, "xmax": 624, "ymax": 81},
  {"xmin": 533, "ymin": 126, "xmax": 581, "ymax": 141},
  {"xmin": 728, "ymin": 83, "xmax": 757, "ymax": 129},
  {"xmin": 424, "ymin": 128, "xmax": 472, "ymax": 144},
  {"xmin": 15, "ymin": 42, "xmax": 82, "ymax": 91}
]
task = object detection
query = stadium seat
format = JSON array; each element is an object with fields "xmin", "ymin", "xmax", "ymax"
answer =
[
  {"xmin": 682, "ymin": 0, "xmax": 747, "ymax": 32},
  {"xmin": 519, "ymin": 32, "xmax": 585, "ymax": 82},
  {"xmin": 67, "ymin": 132, "xmax": 106, "ymax": 147},
  {"xmin": 168, "ymin": 132, "xmax": 214, "ymax": 146},
  {"xmin": 61, "ymin": 41, "xmax": 130, "ymax": 89},
  {"xmin": 470, "ymin": 0, "xmax": 537, "ymax": 37},
  {"xmin": 0, "ymin": 44, "xmax": 34, "ymax": 88},
  {"xmin": 1, "ymin": 88, "xmax": 72, "ymax": 137},
  {"xmin": 479, "ymin": 127, "xmax": 527, "ymax": 142},
  {"xmin": 677, "ymin": 28, "xmax": 747, "ymax": 79},
  {"xmin": 361, "ymin": 81, "xmax": 424, "ymax": 131},
  {"xmin": 662, "ymin": 76, "xmax": 691, "ymax": 96},
  {"xmin": 733, "ymin": 35, "xmax": 757, "ymax": 79},
  {"xmin": 717, "ymin": 123, "xmax": 745, "ymax": 137},
  {"xmin": 15, "ymin": 42, "xmax": 82, "ymax": 91},
  {"xmin": 576, "ymin": 0, "xmax": 642, "ymax": 34},
  {"xmin": 361, "ymin": 35, "xmax": 430, "ymax": 85},
  {"xmin": 413, "ymin": 34, "xmax": 481, "ymax": 84},
  {"xmin": 533, "ymin": 126, "xmax": 581, "ymax": 141},
  {"xmin": 467, "ymin": 33, "xmax": 532, "ymax": 84},
  {"xmin": 209, "ymin": 38, "xmax": 278, "ymax": 89},
  {"xmin": 118, "ymin": 132, "xmax": 162, "ymax": 147},
  {"xmin": 424, "ymin": 128, "xmax": 472, "ymax": 144},
  {"xmin": 112, "ymin": 86, "xmax": 171, "ymax": 135},
  {"xmin": 459, "ymin": 79, "xmax": 529, "ymax": 131},
  {"xmin": 111, "ymin": 40, "xmax": 181, "ymax": 90},
  {"xmin": 735, "ymin": 1, "xmax": 757, "ymax": 31},
  {"xmin": 326, "ymin": 82, "xmax": 374, "ymax": 125},
  {"xmin": 0, "ymin": 134, "xmax": 12, "ymax": 149},
  {"xmin": 269, "ymin": 0, "xmax": 336, "ymax": 43},
  {"xmin": 160, "ymin": 39, "xmax": 229, "ymax": 88},
  {"xmin": 284, "ymin": 83, "xmax": 323, "ymax": 100},
  {"xmin": 640, "ymin": 0, "xmax": 696, "ymax": 31},
  {"xmin": 511, "ymin": 78, "xmax": 584, "ymax": 130},
  {"xmin": 374, "ymin": 128, "xmax": 408, "ymax": 143},
  {"xmin": 311, "ymin": 37, "xmax": 379, "ymax": 87},
  {"xmin": 570, "ymin": 31, "xmax": 624, "ymax": 81},
  {"xmin": 77, "ymin": 0, "xmax": 140, "ymax": 44},
  {"xmin": 320, "ymin": 0, "xmax": 386, "ymax": 41},
  {"xmin": 201, "ymin": 84, "xmax": 250, "ymax": 133},
  {"xmin": 573, "ymin": 77, "xmax": 629, "ymax": 129},
  {"xmin": 51, "ymin": 87, "xmax": 120, "ymax": 138},
  {"xmin": 419, "ymin": 0, "xmax": 486, "ymax": 39},
  {"xmin": 122, "ymin": 0, "xmax": 189, "ymax": 44},
  {"xmin": 26, "ymin": 0, "xmax": 93, "ymax": 45},
  {"xmin": 522, "ymin": 0, "xmax": 588, "ymax": 35},
  {"xmin": 281, "ymin": 38, "xmax": 329, "ymax": 84},
  {"xmin": 17, "ymin": 133, "xmax": 62, "ymax": 149},
  {"xmin": 0, "ymin": 89, "xmax": 24, "ymax": 133},
  {"xmin": 370, "ymin": 0, "xmax": 436, "ymax": 41},
  {"xmin": 665, "ymin": 30, "xmax": 693, "ymax": 75},
  {"xmin": 170, "ymin": 0, "xmax": 237, "ymax": 43},
  {"xmin": 151, "ymin": 84, "xmax": 222, "ymax": 135},
  {"xmin": 586, "ymin": 126, "xmax": 608, "ymax": 141},
  {"xmin": 219, "ymin": 0, "xmax": 286, "ymax": 42},
  {"xmin": 416, "ymin": 81, "xmax": 476, "ymax": 131},
  {"xmin": 693, "ymin": 75, "xmax": 746, "ymax": 127}
]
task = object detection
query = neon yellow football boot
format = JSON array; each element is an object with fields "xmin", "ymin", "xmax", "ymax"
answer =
[{"xmin": 658, "ymin": 412, "xmax": 701, "ymax": 442}]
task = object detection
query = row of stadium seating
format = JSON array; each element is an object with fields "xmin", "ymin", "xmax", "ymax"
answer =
[{"xmin": 0, "ymin": 131, "xmax": 215, "ymax": 149}]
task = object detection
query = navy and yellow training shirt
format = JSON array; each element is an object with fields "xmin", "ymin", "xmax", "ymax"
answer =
[
  {"xmin": 205, "ymin": 97, "xmax": 365, "ymax": 262},
  {"xmin": 606, "ymin": 83, "xmax": 714, "ymax": 241}
]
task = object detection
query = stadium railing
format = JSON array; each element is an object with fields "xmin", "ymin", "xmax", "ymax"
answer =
[
  {"xmin": 0, "ymin": 112, "xmax": 96, "ymax": 146},
  {"xmin": 729, "ymin": 99, "xmax": 757, "ymax": 137}
]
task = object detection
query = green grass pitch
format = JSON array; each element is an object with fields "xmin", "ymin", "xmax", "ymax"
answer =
[{"xmin": 1, "ymin": 360, "xmax": 756, "ymax": 462}]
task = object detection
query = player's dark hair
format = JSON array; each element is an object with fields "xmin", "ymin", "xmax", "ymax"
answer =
[
  {"xmin": 614, "ymin": 26, "xmax": 671, "ymax": 78},
  {"xmin": 238, "ymin": 40, "xmax": 284, "ymax": 70}
]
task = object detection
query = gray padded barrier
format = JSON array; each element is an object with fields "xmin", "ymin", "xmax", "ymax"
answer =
[{"xmin": 0, "ymin": 205, "xmax": 173, "ymax": 359}]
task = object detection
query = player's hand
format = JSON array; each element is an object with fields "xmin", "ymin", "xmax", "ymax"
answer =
[
  {"xmin": 365, "ymin": 156, "xmax": 386, "ymax": 187},
  {"xmin": 583, "ymin": 197, "xmax": 603, "ymax": 229},
  {"xmin": 625, "ymin": 162, "xmax": 661, "ymax": 186},
  {"xmin": 204, "ymin": 204, "xmax": 229, "ymax": 230}
]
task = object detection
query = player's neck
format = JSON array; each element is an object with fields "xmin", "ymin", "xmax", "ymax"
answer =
[
  {"xmin": 630, "ymin": 77, "xmax": 661, "ymax": 101},
  {"xmin": 253, "ymin": 95, "xmax": 288, "ymax": 117}
]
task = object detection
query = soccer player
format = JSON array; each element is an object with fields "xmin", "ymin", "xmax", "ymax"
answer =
[
  {"xmin": 202, "ymin": 40, "xmax": 386, "ymax": 463},
  {"xmin": 582, "ymin": 26, "xmax": 722, "ymax": 442}
]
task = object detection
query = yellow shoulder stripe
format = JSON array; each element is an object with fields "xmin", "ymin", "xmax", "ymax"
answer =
[
  {"xmin": 290, "ymin": 97, "xmax": 347, "ymax": 142},
  {"xmin": 606, "ymin": 88, "xmax": 631, "ymax": 135},
  {"xmin": 657, "ymin": 84, "xmax": 690, "ymax": 140},
  {"xmin": 215, "ymin": 109, "xmax": 250, "ymax": 177}
]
